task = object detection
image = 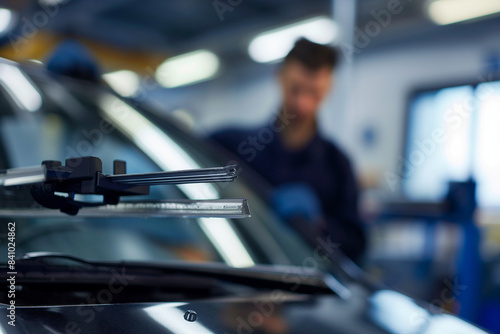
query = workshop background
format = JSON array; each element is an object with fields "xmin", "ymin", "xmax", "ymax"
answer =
[{"xmin": 1, "ymin": 0, "xmax": 500, "ymax": 332}]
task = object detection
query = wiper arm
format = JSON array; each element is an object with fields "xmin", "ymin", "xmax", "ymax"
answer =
[
  {"xmin": 9, "ymin": 253, "xmax": 338, "ymax": 295},
  {"xmin": 16, "ymin": 252, "xmax": 95, "ymax": 267}
]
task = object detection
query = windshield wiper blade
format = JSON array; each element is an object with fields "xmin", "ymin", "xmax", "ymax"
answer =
[
  {"xmin": 8, "ymin": 252, "xmax": 337, "ymax": 295},
  {"xmin": 16, "ymin": 252, "xmax": 95, "ymax": 267},
  {"xmin": 1, "ymin": 156, "xmax": 244, "ymax": 216},
  {"xmin": 0, "ymin": 199, "xmax": 250, "ymax": 218}
]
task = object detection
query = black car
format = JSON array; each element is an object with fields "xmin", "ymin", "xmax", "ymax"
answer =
[{"xmin": 0, "ymin": 58, "xmax": 489, "ymax": 333}]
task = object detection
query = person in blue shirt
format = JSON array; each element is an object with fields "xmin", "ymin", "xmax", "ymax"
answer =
[{"xmin": 210, "ymin": 38, "xmax": 366, "ymax": 263}]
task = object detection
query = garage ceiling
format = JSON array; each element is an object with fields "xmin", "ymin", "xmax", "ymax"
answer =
[
  {"xmin": 2, "ymin": 0, "xmax": 500, "ymax": 58},
  {"xmin": 2, "ymin": 0, "xmax": 433, "ymax": 52},
  {"xmin": 8, "ymin": 0, "xmax": 331, "ymax": 53}
]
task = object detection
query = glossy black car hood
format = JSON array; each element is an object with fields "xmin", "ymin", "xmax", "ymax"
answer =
[{"xmin": 0, "ymin": 284, "xmax": 487, "ymax": 334}]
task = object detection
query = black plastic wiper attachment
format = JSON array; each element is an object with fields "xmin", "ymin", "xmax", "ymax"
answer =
[{"xmin": 11, "ymin": 156, "xmax": 239, "ymax": 215}]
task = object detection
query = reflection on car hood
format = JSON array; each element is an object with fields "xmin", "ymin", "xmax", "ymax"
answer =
[{"xmin": 0, "ymin": 284, "xmax": 488, "ymax": 334}]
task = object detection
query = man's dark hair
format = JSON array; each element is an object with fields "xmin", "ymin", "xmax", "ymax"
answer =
[{"xmin": 283, "ymin": 38, "xmax": 339, "ymax": 71}]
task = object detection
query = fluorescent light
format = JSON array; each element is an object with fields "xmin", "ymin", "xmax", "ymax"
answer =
[
  {"xmin": 0, "ymin": 63, "xmax": 42, "ymax": 112},
  {"xmin": 102, "ymin": 70, "xmax": 140, "ymax": 97},
  {"xmin": 0, "ymin": 8, "xmax": 12, "ymax": 34},
  {"xmin": 248, "ymin": 16, "xmax": 339, "ymax": 63},
  {"xmin": 428, "ymin": 0, "xmax": 500, "ymax": 25},
  {"xmin": 155, "ymin": 50, "xmax": 220, "ymax": 88}
]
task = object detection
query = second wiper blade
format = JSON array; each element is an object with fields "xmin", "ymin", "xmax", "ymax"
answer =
[{"xmin": 0, "ymin": 199, "xmax": 250, "ymax": 218}]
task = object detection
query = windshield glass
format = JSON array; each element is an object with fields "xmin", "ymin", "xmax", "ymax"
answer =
[{"xmin": 0, "ymin": 62, "xmax": 322, "ymax": 270}]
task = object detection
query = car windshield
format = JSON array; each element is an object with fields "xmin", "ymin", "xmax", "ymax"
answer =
[{"xmin": 0, "ymin": 61, "xmax": 325, "ymax": 271}]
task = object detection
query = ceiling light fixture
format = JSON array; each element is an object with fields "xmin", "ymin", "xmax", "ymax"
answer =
[
  {"xmin": 0, "ymin": 8, "xmax": 13, "ymax": 34},
  {"xmin": 428, "ymin": 0, "xmax": 500, "ymax": 25},
  {"xmin": 155, "ymin": 50, "xmax": 220, "ymax": 88}
]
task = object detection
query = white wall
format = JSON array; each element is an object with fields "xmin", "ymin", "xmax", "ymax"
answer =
[{"xmin": 343, "ymin": 28, "xmax": 500, "ymax": 189}]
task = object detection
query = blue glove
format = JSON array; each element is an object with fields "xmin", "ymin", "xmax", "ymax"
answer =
[
  {"xmin": 46, "ymin": 39, "xmax": 101, "ymax": 82},
  {"xmin": 270, "ymin": 182, "xmax": 323, "ymax": 223}
]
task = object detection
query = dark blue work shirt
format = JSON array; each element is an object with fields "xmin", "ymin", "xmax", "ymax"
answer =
[{"xmin": 210, "ymin": 123, "xmax": 366, "ymax": 262}]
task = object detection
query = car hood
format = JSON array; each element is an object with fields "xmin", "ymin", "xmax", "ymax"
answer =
[{"xmin": 0, "ymin": 284, "xmax": 487, "ymax": 334}]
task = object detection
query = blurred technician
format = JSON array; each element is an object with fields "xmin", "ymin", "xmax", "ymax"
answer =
[{"xmin": 210, "ymin": 38, "xmax": 366, "ymax": 263}]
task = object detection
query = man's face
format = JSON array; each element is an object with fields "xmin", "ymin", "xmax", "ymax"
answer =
[{"xmin": 279, "ymin": 60, "xmax": 333, "ymax": 123}]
